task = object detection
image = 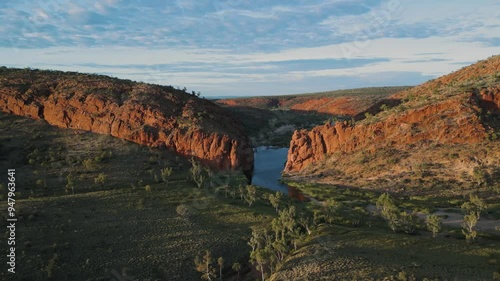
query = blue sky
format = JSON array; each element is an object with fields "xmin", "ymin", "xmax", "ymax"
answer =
[{"xmin": 1, "ymin": 0, "xmax": 499, "ymax": 96}]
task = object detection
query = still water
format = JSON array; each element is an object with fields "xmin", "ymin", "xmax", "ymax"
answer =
[{"xmin": 251, "ymin": 146, "xmax": 307, "ymax": 200}]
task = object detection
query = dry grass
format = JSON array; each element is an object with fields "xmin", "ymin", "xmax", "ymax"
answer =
[{"xmin": 271, "ymin": 224, "xmax": 500, "ymax": 281}]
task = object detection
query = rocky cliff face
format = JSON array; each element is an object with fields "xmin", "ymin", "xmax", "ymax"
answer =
[
  {"xmin": 284, "ymin": 56, "xmax": 500, "ymax": 181},
  {"xmin": 285, "ymin": 97, "xmax": 488, "ymax": 172},
  {"xmin": 479, "ymin": 85, "xmax": 500, "ymax": 112},
  {"xmin": 0, "ymin": 68, "xmax": 253, "ymax": 176}
]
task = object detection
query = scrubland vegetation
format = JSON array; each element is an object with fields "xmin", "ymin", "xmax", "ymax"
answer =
[
  {"xmin": 0, "ymin": 112, "xmax": 274, "ymax": 280},
  {"xmin": 274, "ymin": 181, "xmax": 500, "ymax": 280}
]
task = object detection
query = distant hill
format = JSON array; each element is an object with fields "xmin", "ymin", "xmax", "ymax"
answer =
[
  {"xmin": 217, "ymin": 86, "xmax": 412, "ymax": 116},
  {"xmin": 284, "ymin": 55, "xmax": 500, "ymax": 195},
  {"xmin": 206, "ymin": 95, "xmax": 246, "ymax": 100},
  {"xmin": 0, "ymin": 67, "xmax": 253, "ymax": 176}
]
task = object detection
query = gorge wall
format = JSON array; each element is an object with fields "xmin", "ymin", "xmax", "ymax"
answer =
[
  {"xmin": 284, "ymin": 55, "xmax": 500, "ymax": 174},
  {"xmin": 0, "ymin": 68, "xmax": 253, "ymax": 175}
]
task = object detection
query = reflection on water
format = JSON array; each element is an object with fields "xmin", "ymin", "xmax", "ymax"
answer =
[{"xmin": 251, "ymin": 146, "xmax": 307, "ymax": 201}]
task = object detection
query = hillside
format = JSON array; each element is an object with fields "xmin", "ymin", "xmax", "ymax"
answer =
[
  {"xmin": 0, "ymin": 112, "xmax": 274, "ymax": 280},
  {"xmin": 284, "ymin": 55, "xmax": 500, "ymax": 195},
  {"xmin": 0, "ymin": 67, "xmax": 253, "ymax": 177},
  {"xmin": 217, "ymin": 86, "xmax": 411, "ymax": 116}
]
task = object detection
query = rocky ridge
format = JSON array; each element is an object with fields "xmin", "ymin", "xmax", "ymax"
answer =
[
  {"xmin": 284, "ymin": 55, "xmax": 500, "ymax": 190},
  {"xmin": 217, "ymin": 86, "xmax": 410, "ymax": 116},
  {"xmin": 0, "ymin": 68, "xmax": 254, "ymax": 176}
]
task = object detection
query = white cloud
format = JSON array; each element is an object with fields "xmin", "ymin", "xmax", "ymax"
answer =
[
  {"xmin": 210, "ymin": 9, "xmax": 277, "ymax": 19},
  {"xmin": 245, "ymin": 36, "xmax": 499, "ymax": 64},
  {"xmin": 66, "ymin": 3, "xmax": 86, "ymax": 16},
  {"xmin": 2, "ymin": 35, "xmax": 497, "ymax": 91},
  {"xmin": 31, "ymin": 8, "xmax": 49, "ymax": 20},
  {"xmin": 1, "ymin": 0, "xmax": 499, "ymax": 96}
]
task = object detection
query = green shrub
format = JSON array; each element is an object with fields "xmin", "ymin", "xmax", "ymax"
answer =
[
  {"xmin": 45, "ymin": 253, "xmax": 58, "ymax": 278},
  {"xmin": 244, "ymin": 185, "xmax": 257, "ymax": 207},
  {"xmin": 137, "ymin": 198, "xmax": 145, "ymax": 209},
  {"xmin": 94, "ymin": 173, "xmax": 107, "ymax": 185},
  {"xmin": 462, "ymin": 213, "xmax": 478, "ymax": 243},
  {"xmin": 399, "ymin": 211, "xmax": 418, "ymax": 234},
  {"xmin": 82, "ymin": 158, "xmax": 97, "ymax": 170},
  {"xmin": 376, "ymin": 193, "xmax": 400, "ymax": 232},
  {"xmin": 426, "ymin": 214, "xmax": 442, "ymax": 237},
  {"xmin": 176, "ymin": 204, "xmax": 190, "ymax": 218},
  {"xmin": 161, "ymin": 167, "xmax": 173, "ymax": 183},
  {"xmin": 66, "ymin": 173, "xmax": 75, "ymax": 194}
]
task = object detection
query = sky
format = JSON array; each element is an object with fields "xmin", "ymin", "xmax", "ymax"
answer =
[{"xmin": 1, "ymin": 0, "xmax": 499, "ymax": 97}]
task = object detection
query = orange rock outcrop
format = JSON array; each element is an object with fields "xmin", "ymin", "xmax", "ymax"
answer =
[
  {"xmin": 284, "ymin": 55, "xmax": 500, "ymax": 173},
  {"xmin": 0, "ymin": 70, "xmax": 253, "ymax": 176}
]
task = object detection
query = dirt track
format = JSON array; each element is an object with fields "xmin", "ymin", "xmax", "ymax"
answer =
[{"xmin": 366, "ymin": 205, "xmax": 500, "ymax": 232}]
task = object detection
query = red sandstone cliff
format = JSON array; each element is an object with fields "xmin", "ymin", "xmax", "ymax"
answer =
[
  {"xmin": 0, "ymin": 68, "xmax": 253, "ymax": 175},
  {"xmin": 284, "ymin": 55, "xmax": 500, "ymax": 176}
]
